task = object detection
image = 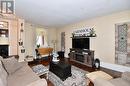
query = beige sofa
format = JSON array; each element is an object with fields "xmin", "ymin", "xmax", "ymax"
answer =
[
  {"xmin": 93, "ymin": 71, "xmax": 130, "ymax": 86},
  {"xmin": 0, "ymin": 56, "xmax": 47, "ymax": 86}
]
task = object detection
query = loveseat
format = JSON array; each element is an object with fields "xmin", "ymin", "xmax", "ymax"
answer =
[
  {"xmin": 0, "ymin": 56, "xmax": 47, "ymax": 86},
  {"xmin": 93, "ymin": 71, "xmax": 130, "ymax": 86}
]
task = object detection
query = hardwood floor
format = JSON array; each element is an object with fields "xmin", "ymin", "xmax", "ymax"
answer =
[
  {"xmin": 29, "ymin": 57, "xmax": 94, "ymax": 86},
  {"xmin": 40, "ymin": 57, "xmax": 95, "ymax": 72}
]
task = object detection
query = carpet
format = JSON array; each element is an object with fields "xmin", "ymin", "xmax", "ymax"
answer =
[{"xmin": 48, "ymin": 66, "xmax": 89, "ymax": 86}]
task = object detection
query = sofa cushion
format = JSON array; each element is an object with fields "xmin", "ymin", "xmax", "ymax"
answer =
[
  {"xmin": 27, "ymin": 79, "xmax": 47, "ymax": 86},
  {"xmin": 2, "ymin": 57, "xmax": 23, "ymax": 74},
  {"xmin": 0, "ymin": 78, "xmax": 5, "ymax": 86},
  {"xmin": 86, "ymin": 71, "xmax": 113, "ymax": 82},
  {"xmin": 8, "ymin": 65, "xmax": 40, "ymax": 86},
  {"xmin": 0, "ymin": 61, "xmax": 8, "ymax": 86},
  {"xmin": 110, "ymin": 78, "xmax": 130, "ymax": 86},
  {"xmin": 0, "ymin": 61, "xmax": 7, "ymax": 77}
]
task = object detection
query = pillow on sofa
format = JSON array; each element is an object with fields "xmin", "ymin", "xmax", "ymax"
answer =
[
  {"xmin": 86, "ymin": 71, "xmax": 113, "ymax": 82},
  {"xmin": 27, "ymin": 79, "xmax": 47, "ymax": 86},
  {"xmin": 0, "ymin": 61, "xmax": 8, "ymax": 86},
  {"xmin": 2, "ymin": 57, "xmax": 23, "ymax": 75},
  {"xmin": 93, "ymin": 77, "xmax": 115, "ymax": 86}
]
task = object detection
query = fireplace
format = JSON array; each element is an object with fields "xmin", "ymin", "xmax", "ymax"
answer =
[{"xmin": 0, "ymin": 45, "xmax": 8, "ymax": 58}]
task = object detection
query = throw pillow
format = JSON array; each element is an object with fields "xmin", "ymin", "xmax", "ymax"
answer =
[
  {"xmin": 93, "ymin": 77, "xmax": 114, "ymax": 86},
  {"xmin": 0, "ymin": 61, "xmax": 8, "ymax": 86},
  {"xmin": 86, "ymin": 71, "xmax": 113, "ymax": 82},
  {"xmin": 2, "ymin": 57, "xmax": 23, "ymax": 75}
]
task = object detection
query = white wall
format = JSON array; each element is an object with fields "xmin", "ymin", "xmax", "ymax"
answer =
[
  {"xmin": 47, "ymin": 28, "xmax": 57, "ymax": 49},
  {"xmin": 24, "ymin": 23, "xmax": 57, "ymax": 57},
  {"xmin": 24, "ymin": 23, "xmax": 36, "ymax": 57},
  {"xmin": 57, "ymin": 10, "xmax": 130, "ymax": 64}
]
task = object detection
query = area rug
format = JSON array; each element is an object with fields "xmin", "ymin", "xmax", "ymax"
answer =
[{"xmin": 48, "ymin": 66, "xmax": 89, "ymax": 86}]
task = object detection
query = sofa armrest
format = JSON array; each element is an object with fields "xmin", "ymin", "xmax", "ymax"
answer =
[
  {"xmin": 27, "ymin": 79, "xmax": 47, "ymax": 86},
  {"xmin": 20, "ymin": 61, "xmax": 28, "ymax": 65},
  {"xmin": 93, "ymin": 78, "xmax": 115, "ymax": 86},
  {"xmin": 122, "ymin": 72, "xmax": 130, "ymax": 82}
]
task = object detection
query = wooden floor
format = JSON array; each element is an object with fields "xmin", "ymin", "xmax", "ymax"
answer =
[{"xmin": 31, "ymin": 57, "xmax": 94, "ymax": 86}]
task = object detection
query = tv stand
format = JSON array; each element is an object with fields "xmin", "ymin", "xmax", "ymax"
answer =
[{"xmin": 69, "ymin": 48, "xmax": 94, "ymax": 67}]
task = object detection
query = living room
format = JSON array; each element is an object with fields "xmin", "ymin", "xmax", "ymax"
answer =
[{"xmin": 0, "ymin": 0, "xmax": 130, "ymax": 86}]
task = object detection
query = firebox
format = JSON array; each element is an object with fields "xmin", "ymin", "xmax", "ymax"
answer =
[{"xmin": 0, "ymin": 45, "xmax": 8, "ymax": 58}]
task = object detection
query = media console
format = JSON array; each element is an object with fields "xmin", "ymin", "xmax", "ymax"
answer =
[{"xmin": 69, "ymin": 48, "xmax": 94, "ymax": 67}]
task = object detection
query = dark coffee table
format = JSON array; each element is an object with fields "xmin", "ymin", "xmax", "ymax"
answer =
[{"xmin": 49, "ymin": 61, "xmax": 72, "ymax": 81}]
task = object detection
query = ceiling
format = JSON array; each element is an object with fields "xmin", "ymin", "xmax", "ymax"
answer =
[{"xmin": 15, "ymin": 0, "xmax": 130, "ymax": 28}]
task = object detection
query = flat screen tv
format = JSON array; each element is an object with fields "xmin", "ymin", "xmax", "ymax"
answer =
[{"xmin": 72, "ymin": 38, "xmax": 90, "ymax": 49}]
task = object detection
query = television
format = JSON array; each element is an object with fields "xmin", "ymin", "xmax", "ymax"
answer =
[{"xmin": 72, "ymin": 38, "xmax": 90, "ymax": 49}]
